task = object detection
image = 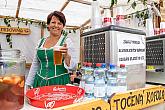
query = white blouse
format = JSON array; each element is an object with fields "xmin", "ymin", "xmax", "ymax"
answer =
[{"xmin": 25, "ymin": 36, "xmax": 77, "ymax": 87}]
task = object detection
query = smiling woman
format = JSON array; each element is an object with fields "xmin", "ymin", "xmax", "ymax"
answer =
[{"xmin": 25, "ymin": 11, "xmax": 77, "ymax": 89}]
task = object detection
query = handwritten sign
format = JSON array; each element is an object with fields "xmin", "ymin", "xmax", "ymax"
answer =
[
  {"xmin": 109, "ymin": 86, "xmax": 165, "ymax": 110},
  {"xmin": 0, "ymin": 26, "xmax": 31, "ymax": 35},
  {"xmin": 56, "ymin": 98, "xmax": 110, "ymax": 110},
  {"xmin": 117, "ymin": 32, "xmax": 145, "ymax": 65}
]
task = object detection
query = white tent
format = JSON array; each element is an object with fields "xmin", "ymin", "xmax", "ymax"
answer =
[
  {"xmin": 0, "ymin": 0, "xmax": 113, "ymax": 64},
  {"xmin": 0, "ymin": 0, "xmax": 112, "ymax": 28},
  {"xmin": 0, "ymin": 0, "xmax": 152, "ymax": 63}
]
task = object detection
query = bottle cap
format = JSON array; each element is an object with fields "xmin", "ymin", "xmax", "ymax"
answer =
[
  {"xmin": 87, "ymin": 63, "xmax": 92, "ymax": 67},
  {"xmin": 120, "ymin": 64, "xmax": 125, "ymax": 68},
  {"xmin": 96, "ymin": 63, "xmax": 101, "ymax": 67},
  {"xmin": 101, "ymin": 63, "xmax": 106, "ymax": 68},
  {"xmin": 109, "ymin": 64, "xmax": 115, "ymax": 69},
  {"xmin": 83, "ymin": 62, "xmax": 87, "ymax": 66}
]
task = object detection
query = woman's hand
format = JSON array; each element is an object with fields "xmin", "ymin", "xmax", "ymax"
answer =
[
  {"xmin": 25, "ymin": 85, "xmax": 33, "ymax": 93},
  {"xmin": 59, "ymin": 44, "xmax": 68, "ymax": 54},
  {"xmin": 60, "ymin": 44, "xmax": 71, "ymax": 66}
]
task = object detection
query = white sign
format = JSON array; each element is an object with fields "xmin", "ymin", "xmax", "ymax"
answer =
[{"xmin": 117, "ymin": 32, "xmax": 145, "ymax": 65}]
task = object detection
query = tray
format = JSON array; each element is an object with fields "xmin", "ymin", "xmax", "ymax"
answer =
[{"xmin": 26, "ymin": 85, "xmax": 85, "ymax": 109}]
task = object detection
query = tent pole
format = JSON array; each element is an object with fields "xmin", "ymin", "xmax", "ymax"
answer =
[
  {"xmin": 41, "ymin": 26, "xmax": 44, "ymax": 38},
  {"xmin": 15, "ymin": 0, "xmax": 22, "ymax": 18},
  {"xmin": 60, "ymin": 0, "xmax": 70, "ymax": 11}
]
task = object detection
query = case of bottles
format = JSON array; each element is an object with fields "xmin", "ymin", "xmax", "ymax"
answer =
[{"xmin": 82, "ymin": 25, "xmax": 146, "ymax": 90}]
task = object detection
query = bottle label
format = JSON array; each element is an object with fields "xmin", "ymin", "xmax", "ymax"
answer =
[
  {"xmin": 85, "ymin": 83, "xmax": 94, "ymax": 94},
  {"xmin": 79, "ymin": 81, "xmax": 85, "ymax": 89},
  {"xmin": 94, "ymin": 86, "xmax": 106, "ymax": 97},
  {"xmin": 117, "ymin": 86, "xmax": 127, "ymax": 92},
  {"xmin": 85, "ymin": 69, "xmax": 93, "ymax": 75},
  {"xmin": 116, "ymin": 15, "xmax": 125, "ymax": 21},
  {"xmin": 116, "ymin": 15, "xmax": 125, "ymax": 26},
  {"xmin": 107, "ymin": 86, "xmax": 118, "ymax": 97},
  {"xmin": 117, "ymin": 77, "xmax": 126, "ymax": 85}
]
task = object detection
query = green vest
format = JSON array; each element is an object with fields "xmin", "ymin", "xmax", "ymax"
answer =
[{"xmin": 33, "ymin": 36, "xmax": 70, "ymax": 88}]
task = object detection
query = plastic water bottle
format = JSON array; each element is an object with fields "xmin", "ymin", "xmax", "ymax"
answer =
[
  {"xmin": 107, "ymin": 64, "xmax": 117, "ymax": 78},
  {"xmin": 84, "ymin": 62, "xmax": 94, "ymax": 98},
  {"xmin": 117, "ymin": 64, "xmax": 127, "ymax": 92},
  {"xmin": 101, "ymin": 63, "xmax": 108, "ymax": 83},
  {"xmin": 85, "ymin": 74, "xmax": 94, "ymax": 98},
  {"xmin": 91, "ymin": 0, "xmax": 102, "ymax": 29},
  {"xmin": 116, "ymin": 6, "xmax": 125, "ymax": 26},
  {"xmin": 94, "ymin": 63, "xmax": 105, "ymax": 79},
  {"xmin": 80, "ymin": 62, "xmax": 87, "ymax": 75},
  {"xmin": 79, "ymin": 62, "xmax": 87, "ymax": 89},
  {"xmin": 94, "ymin": 77, "xmax": 106, "ymax": 99},
  {"xmin": 85, "ymin": 63, "xmax": 94, "ymax": 75},
  {"xmin": 80, "ymin": 62, "xmax": 94, "ymax": 90},
  {"xmin": 79, "ymin": 74, "xmax": 88, "ymax": 89},
  {"xmin": 106, "ymin": 64, "xmax": 118, "ymax": 98},
  {"xmin": 106, "ymin": 77, "xmax": 117, "ymax": 98},
  {"xmin": 93, "ymin": 63, "xmax": 106, "ymax": 99},
  {"xmin": 103, "ymin": 8, "xmax": 113, "ymax": 26}
]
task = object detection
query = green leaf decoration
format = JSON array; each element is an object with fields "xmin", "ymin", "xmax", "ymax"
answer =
[
  {"xmin": 114, "ymin": 0, "xmax": 117, "ymax": 4},
  {"xmin": 110, "ymin": 0, "xmax": 117, "ymax": 8},
  {"xmin": 131, "ymin": 1, "xmax": 137, "ymax": 9},
  {"xmin": 4, "ymin": 18, "xmax": 8, "ymax": 25},
  {"xmin": 135, "ymin": 11, "xmax": 140, "ymax": 18},
  {"xmin": 73, "ymin": 29, "xmax": 76, "ymax": 33},
  {"xmin": 140, "ymin": 11, "xmax": 144, "ymax": 18},
  {"xmin": 109, "ymin": 0, "xmax": 148, "ymax": 9},
  {"xmin": 142, "ymin": 0, "xmax": 147, "ymax": 5},
  {"xmin": 110, "ymin": 0, "xmax": 115, "ymax": 8},
  {"xmin": 6, "ymin": 34, "xmax": 12, "ymax": 48},
  {"xmin": 41, "ymin": 22, "xmax": 47, "ymax": 28},
  {"xmin": 127, "ymin": 0, "xmax": 131, "ymax": 3},
  {"xmin": 62, "ymin": 30, "xmax": 68, "ymax": 37},
  {"xmin": 30, "ymin": 20, "xmax": 33, "ymax": 24},
  {"xmin": 17, "ymin": 20, "xmax": 20, "ymax": 26},
  {"xmin": 9, "ymin": 42, "xmax": 12, "ymax": 48},
  {"xmin": 25, "ymin": 20, "xmax": 28, "ymax": 26},
  {"xmin": 7, "ymin": 24, "xmax": 11, "ymax": 27}
]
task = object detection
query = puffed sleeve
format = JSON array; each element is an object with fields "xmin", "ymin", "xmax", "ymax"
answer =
[
  {"xmin": 25, "ymin": 39, "xmax": 41, "ymax": 87},
  {"xmin": 64, "ymin": 37, "xmax": 77, "ymax": 70}
]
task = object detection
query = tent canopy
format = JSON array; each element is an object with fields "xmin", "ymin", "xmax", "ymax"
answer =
[{"xmin": 0, "ymin": 0, "xmax": 111, "ymax": 29}]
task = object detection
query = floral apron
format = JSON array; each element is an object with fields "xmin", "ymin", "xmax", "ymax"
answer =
[{"xmin": 33, "ymin": 36, "xmax": 70, "ymax": 88}]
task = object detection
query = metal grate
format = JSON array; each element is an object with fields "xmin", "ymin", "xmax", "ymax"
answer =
[
  {"xmin": 84, "ymin": 33, "xmax": 106, "ymax": 65},
  {"xmin": 146, "ymin": 40, "xmax": 163, "ymax": 65}
]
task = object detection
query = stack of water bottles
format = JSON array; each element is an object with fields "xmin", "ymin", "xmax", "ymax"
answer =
[
  {"xmin": 79, "ymin": 62, "xmax": 94, "ymax": 98},
  {"xmin": 79, "ymin": 62, "xmax": 127, "ymax": 101}
]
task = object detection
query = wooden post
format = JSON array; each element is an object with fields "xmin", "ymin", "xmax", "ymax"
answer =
[
  {"xmin": 60, "ymin": 0, "xmax": 70, "ymax": 11},
  {"xmin": 15, "ymin": 0, "xmax": 22, "ymax": 18},
  {"xmin": 41, "ymin": 26, "xmax": 44, "ymax": 38}
]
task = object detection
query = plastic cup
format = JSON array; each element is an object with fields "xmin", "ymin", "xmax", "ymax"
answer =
[{"xmin": 54, "ymin": 46, "xmax": 63, "ymax": 65}]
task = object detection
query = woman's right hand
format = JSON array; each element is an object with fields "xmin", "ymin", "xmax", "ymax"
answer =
[{"xmin": 25, "ymin": 85, "xmax": 33, "ymax": 92}]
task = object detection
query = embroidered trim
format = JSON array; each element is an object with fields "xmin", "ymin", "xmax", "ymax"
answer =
[{"xmin": 36, "ymin": 72, "xmax": 69, "ymax": 80}]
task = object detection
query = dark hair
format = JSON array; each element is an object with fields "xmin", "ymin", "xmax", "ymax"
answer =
[{"xmin": 47, "ymin": 11, "xmax": 66, "ymax": 26}]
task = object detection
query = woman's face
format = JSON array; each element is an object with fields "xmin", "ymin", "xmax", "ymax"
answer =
[{"xmin": 48, "ymin": 16, "xmax": 64, "ymax": 37}]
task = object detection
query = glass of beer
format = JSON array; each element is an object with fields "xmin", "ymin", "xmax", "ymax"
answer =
[{"xmin": 54, "ymin": 46, "xmax": 63, "ymax": 65}]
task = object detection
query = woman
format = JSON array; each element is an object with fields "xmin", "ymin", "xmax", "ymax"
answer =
[{"xmin": 26, "ymin": 11, "xmax": 76, "ymax": 88}]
